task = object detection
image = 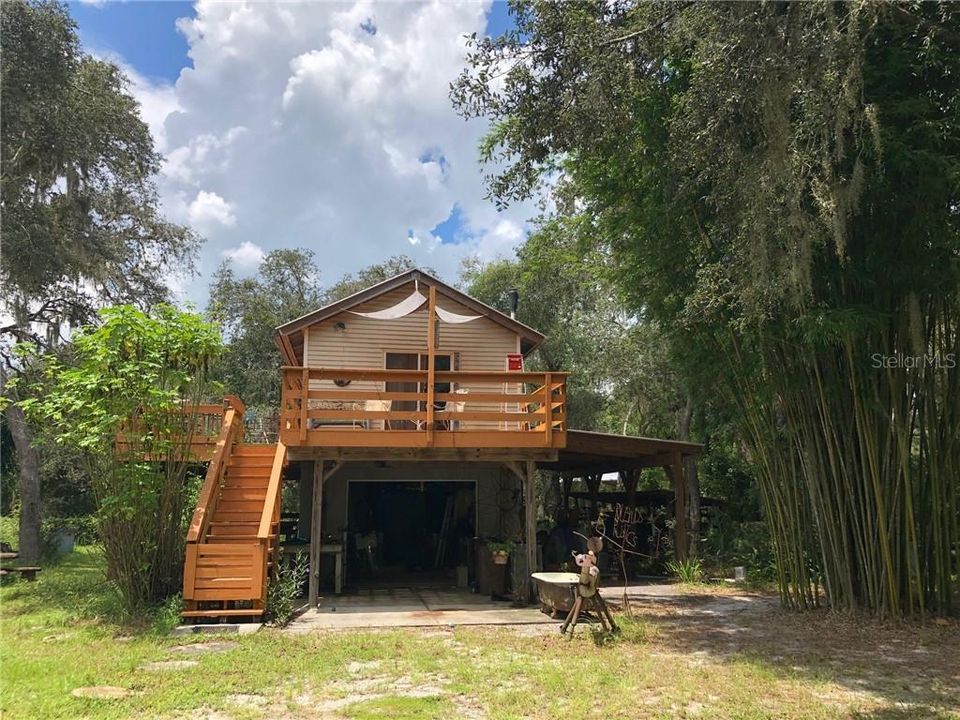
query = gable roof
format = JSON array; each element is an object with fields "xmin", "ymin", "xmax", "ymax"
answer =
[{"xmin": 273, "ymin": 268, "xmax": 546, "ymax": 365}]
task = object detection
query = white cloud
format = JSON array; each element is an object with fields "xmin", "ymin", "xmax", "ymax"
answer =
[
  {"xmin": 162, "ymin": 126, "xmax": 246, "ymax": 184},
  {"xmin": 124, "ymin": 68, "xmax": 180, "ymax": 153},
  {"xmin": 188, "ymin": 190, "xmax": 236, "ymax": 229},
  {"xmin": 221, "ymin": 241, "xmax": 265, "ymax": 269},
  {"xmin": 145, "ymin": 1, "xmax": 539, "ymax": 302}
]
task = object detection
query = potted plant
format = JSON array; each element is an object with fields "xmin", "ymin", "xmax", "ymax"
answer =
[{"xmin": 487, "ymin": 540, "xmax": 515, "ymax": 565}]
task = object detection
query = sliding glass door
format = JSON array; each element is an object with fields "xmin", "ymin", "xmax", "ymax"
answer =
[{"xmin": 384, "ymin": 352, "xmax": 453, "ymax": 429}]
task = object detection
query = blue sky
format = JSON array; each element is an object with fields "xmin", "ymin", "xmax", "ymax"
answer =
[
  {"xmin": 70, "ymin": 1, "xmax": 196, "ymax": 83},
  {"xmin": 66, "ymin": 2, "xmax": 530, "ymax": 300},
  {"xmin": 71, "ymin": 1, "xmax": 516, "ymax": 83}
]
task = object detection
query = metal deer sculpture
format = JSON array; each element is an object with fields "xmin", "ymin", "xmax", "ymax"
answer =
[{"xmin": 560, "ymin": 536, "xmax": 618, "ymax": 636}]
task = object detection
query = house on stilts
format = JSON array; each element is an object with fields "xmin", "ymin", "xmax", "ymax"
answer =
[{"xmin": 179, "ymin": 268, "xmax": 701, "ymax": 622}]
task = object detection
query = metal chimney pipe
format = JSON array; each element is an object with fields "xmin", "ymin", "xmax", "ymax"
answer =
[{"xmin": 507, "ymin": 288, "xmax": 519, "ymax": 319}]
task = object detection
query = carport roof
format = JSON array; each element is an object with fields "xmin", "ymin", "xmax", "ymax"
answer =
[{"xmin": 539, "ymin": 430, "xmax": 703, "ymax": 474}]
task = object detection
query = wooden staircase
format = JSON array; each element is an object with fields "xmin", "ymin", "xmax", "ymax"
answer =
[{"xmin": 182, "ymin": 397, "xmax": 287, "ymax": 621}]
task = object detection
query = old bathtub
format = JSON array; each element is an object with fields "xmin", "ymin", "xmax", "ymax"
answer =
[{"xmin": 530, "ymin": 572, "xmax": 580, "ymax": 617}]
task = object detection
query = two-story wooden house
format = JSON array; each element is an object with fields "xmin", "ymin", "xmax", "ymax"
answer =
[{"xmin": 181, "ymin": 269, "xmax": 701, "ymax": 622}]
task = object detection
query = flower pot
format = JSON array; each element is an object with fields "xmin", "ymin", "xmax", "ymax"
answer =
[{"xmin": 492, "ymin": 552, "xmax": 509, "ymax": 565}]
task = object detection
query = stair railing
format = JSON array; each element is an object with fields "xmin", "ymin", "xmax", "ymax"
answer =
[
  {"xmin": 256, "ymin": 442, "xmax": 288, "ymax": 599},
  {"xmin": 186, "ymin": 395, "xmax": 246, "ymax": 544}
]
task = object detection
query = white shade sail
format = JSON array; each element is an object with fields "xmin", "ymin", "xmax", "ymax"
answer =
[
  {"xmin": 349, "ymin": 289, "xmax": 427, "ymax": 320},
  {"xmin": 349, "ymin": 289, "xmax": 484, "ymax": 324},
  {"xmin": 436, "ymin": 306, "xmax": 483, "ymax": 324}
]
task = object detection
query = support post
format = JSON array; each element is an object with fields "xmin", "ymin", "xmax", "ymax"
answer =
[
  {"xmin": 666, "ymin": 454, "xmax": 689, "ymax": 562},
  {"xmin": 621, "ymin": 469, "xmax": 639, "ymax": 511},
  {"xmin": 686, "ymin": 454, "xmax": 700, "ymax": 559},
  {"xmin": 298, "ymin": 461, "xmax": 312, "ymax": 541},
  {"xmin": 525, "ymin": 459, "xmax": 537, "ymax": 601},
  {"xmin": 309, "ymin": 460, "xmax": 326, "ymax": 608},
  {"xmin": 585, "ymin": 474, "xmax": 601, "ymax": 523},
  {"xmin": 299, "ymin": 367, "xmax": 309, "ymax": 443},
  {"xmin": 426, "ymin": 285, "xmax": 437, "ymax": 444}
]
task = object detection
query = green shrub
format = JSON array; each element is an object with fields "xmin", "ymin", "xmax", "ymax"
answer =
[
  {"xmin": 150, "ymin": 593, "xmax": 184, "ymax": 634},
  {"xmin": 702, "ymin": 516, "xmax": 778, "ymax": 582},
  {"xmin": 20, "ymin": 305, "xmax": 222, "ymax": 613},
  {"xmin": 265, "ymin": 550, "xmax": 308, "ymax": 626},
  {"xmin": 0, "ymin": 514, "xmax": 18, "ymax": 547},
  {"xmin": 666, "ymin": 558, "xmax": 704, "ymax": 583}
]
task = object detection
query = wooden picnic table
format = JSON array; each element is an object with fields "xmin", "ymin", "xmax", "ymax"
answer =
[
  {"xmin": 1, "ymin": 566, "xmax": 41, "ymax": 580},
  {"xmin": 1, "ymin": 551, "xmax": 42, "ymax": 581}
]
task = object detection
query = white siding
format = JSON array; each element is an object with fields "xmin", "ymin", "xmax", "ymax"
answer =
[{"xmin": 303, "ymin": 281, "xmax": 524, "ymax": 429}]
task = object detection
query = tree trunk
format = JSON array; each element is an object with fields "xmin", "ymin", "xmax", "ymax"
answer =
[
  {"xmin": 677, "ymin": 394, "xmax": 700, "ymax": 559},
  {"xmin": 5, "ymin": 402, "xmax": 42, "ymax": 563}
]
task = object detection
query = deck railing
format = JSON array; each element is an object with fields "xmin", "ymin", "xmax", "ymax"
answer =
[
  {"xmin": 115, "ymin": 401, "xmax": 232, "ymax": 462},
  {"xmin": 279, "ymin": 366, "xmax": 568, "ymax": 449},
  {"xmin": 186, "ymin": 396, "xmax": 246, "ymax": 544}
]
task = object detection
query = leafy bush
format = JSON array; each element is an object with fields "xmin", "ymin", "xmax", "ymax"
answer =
[
  {"xmin": 150, "ymin": 593, "xmax": 184, "ymax": 635},
  {"xmin": 19, "ymin": 305, "xmax": 222, "ymax": 613},
  {"xmin": 0, "ymin": 514, "xmax": 18, "ymax": 547},
  {"xmin": 666, "ymin": 558, "xmax": 704, "ymax": 583},
  {"xmin": 702, "ymin": 514, "xmax": 777, "ymax": 582},
  {"xmin": 265, "ymin": 550, "xmax": 308, "ymax": 626}
]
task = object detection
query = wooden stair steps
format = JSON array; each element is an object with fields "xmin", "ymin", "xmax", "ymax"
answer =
[
  {"xmin": 206, "ymin": 531, "xmax": 277, "ymax": 543},
  {"xmin": 222, "ymin": 471, "xmax": 269, "ymax": 480},
  {"xmin": 183, "ymin": 434, "xmax": 287, "ymax": 622},
  {"xmin": 227, "ymin": 455, "xmax": 273, "ymax": 475},
  {"xmin": 182, "ymin": 609, "xmax": 263, "ymax": 618},
  {"xmin": 219, "ymin": 487, "xmax": 267, "ymax": 500},
  {"xmin": 222, "ymin": 471, "xmax": 270, "ymax": 480},
  {"xmin": 184, "ymin": 542, "xmax": 266, "ymax": 600},
  {"xmin": 221, "ymin": 479, "xmax": 270, "ymax": 490},
  {"xmin": 208, "ymin": 520, "xmax": 260, "ymax": 529},
  {"xmin": 232, "ymin": 444, "xmax": 277, "ymax": 456},
  {"xmin": 209, "ymin": 510, "xmax": 261, "ymax": 523},
  {"xmin": 217, "ymin": 500, "xmax": 269, "ymax": 513},
  {"xmin": 220, "ymin": 487, "xmax": 268, "ymax": 497},
  {"xmin": 206, "ymin": 534, "xmax": 259, "ymax": 542}
]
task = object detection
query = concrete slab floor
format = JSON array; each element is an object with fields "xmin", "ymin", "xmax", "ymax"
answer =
[{"xmin": 285, "ymin": 587, "xmax": 554, "ymax": 632}]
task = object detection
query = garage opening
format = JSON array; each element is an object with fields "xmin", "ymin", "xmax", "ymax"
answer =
[{"xmin": 347, "ymin": 480, "xmax": 476, "ymax": 587}]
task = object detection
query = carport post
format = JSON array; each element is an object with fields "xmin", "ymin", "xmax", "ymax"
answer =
[
  {"xmin": 309, "ymin": 459, "xmax": 326, "ymax": 608},
  {"xmin": 666, "ymin": 453, "xmax": 689, "ymax": 562}
]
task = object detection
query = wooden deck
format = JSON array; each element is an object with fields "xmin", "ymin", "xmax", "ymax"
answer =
[
  {"xmin": 279, "ymin": 366, "xmax": 568, "ymax": 449},
  {"xmin": 115, "ymin": 402, "xmax": 230, "ymax": 462}
]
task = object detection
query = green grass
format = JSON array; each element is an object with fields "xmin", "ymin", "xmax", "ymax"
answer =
[
  {"xmin": 343, "ymin": 696, "xmax": 452, "ymax": 719},
  {"xmin": 0, "ymin": 514, "xmax": 19, "ymax": 547},
  {"xmin": 2, "ymin": 548, "xmax": 958, "ymax": 719}
]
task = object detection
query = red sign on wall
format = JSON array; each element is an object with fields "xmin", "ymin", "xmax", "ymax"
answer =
[{"xmin": 506, "ymin": 353, "xmax": 523, "ymax": 371}]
